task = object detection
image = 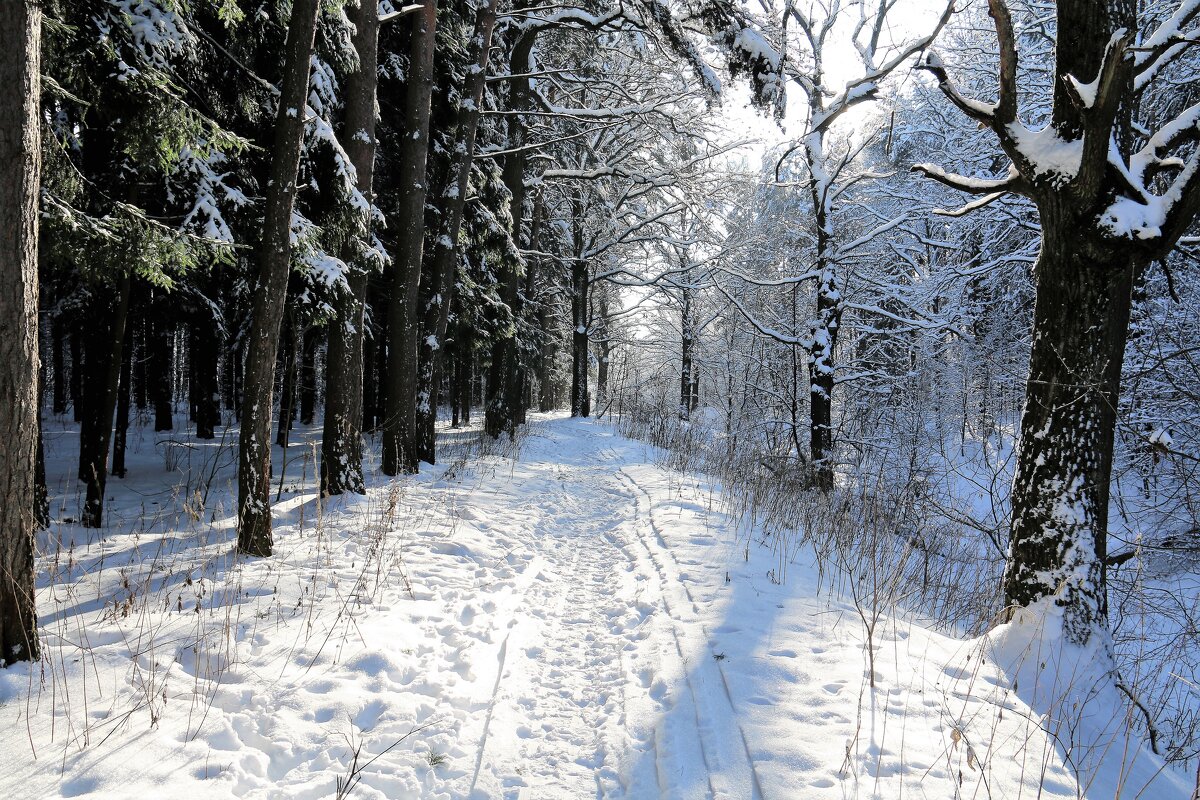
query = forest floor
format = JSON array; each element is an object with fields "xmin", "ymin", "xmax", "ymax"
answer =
[{"xmin": 0, "ymin": 414, "xmax": 1189, "ymax": 799}]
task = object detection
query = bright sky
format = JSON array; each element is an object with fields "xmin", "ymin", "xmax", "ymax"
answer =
[
  {"xmin": 618, "ymin": 0, "xmax": 953, "ymax": 336},
  {"xmin": 713, "ymin": 0, "xmax": 953, "ymax": 159}
]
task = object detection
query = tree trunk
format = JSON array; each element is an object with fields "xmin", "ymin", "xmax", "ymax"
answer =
[
  {"xmin": 913, "ymin": 0, "xmax": 1150, "ymax": 645},
  {"xmin": 231, "ymin": 339, "xmax": 243, "ymax": 422},
  {"xmin": 382, "ymin": 0, "xmax": 438, "ymax": 475},
  {"xmin": 221, "ymin": 331, "xmax": 235, "ymax": 414},
  {"xmin": 594, "ymin": 289, "xmax": 610, "ymax": 411},
  {"xmin": 451, "ymin": 352, "xmax": 462, "ymax": 428},
  {"xmin": 35, "ymin": 421, "xmax": 48, "ymax": 530},
  {"xmin": 79, "ymin": 275, "xmax": 131, "ymax": 527},
  {"xmin": 363, "ymin": 313, "xmax": 381, "ymax": 433},
  {"xmin": 321, "ymin": 0, "xmax": 376, "ymax": 496},
  {"xmin": 485, "ymin": 26, "xmax": 536, "ymax": 438},
  {"xmin": 0, "ymin": 0, "xmax": 41, "ymax": 663},
  {"xmin": 133, "ymin": 311, "xmax": 147, "ymax": 411},
  {"xmin": 807, "ymin": 245, "xmax": 838, "ymax": 491},
  {"xmin": 112, "ymin": 317, "xmax": 133, "ymax": 478},
  {"xmin": 299, "ymin": 327, "xmax": 317, "ymax": 425},
  {"xmin": 516, "ymin": 224, "xmax": 541, "ymax": 428},
  {"xmin": 51, "ymin": 314, "xmax": 66, "ymax": 415},
  {"xmin": 276, "ymin": 319, "xmax": 296, "ymax": 448},
  {"xmin": 69, "ymin": 326, "xmax": 82, "ymax": 423},
  {"xmin": 236, "ymin": 0, "xmax": 321, "ymax": 556},
  {"xmin": 1003, "ymin": 210, "xmax": 1135, "ymax": 641},
  {"xmin": 455, "ymin": 342, "xmax": 473, "ymax": 426},
  {"xmin": 679, "ymin": 287, "xmax": 693, "ymax": 422},
  {"xmin": 806, "ymin": 177, "xmax": 844, "ymax": 491},
  {"xmin": 191, "ymin": 307, "xmax": 220, "ymax": 440},
  {"xmin": 597, "ymin": 337, "xmax": 610, "ymax": 410},
  {"xmin": 570, "ymin": 259, "xmax": 590, "ymax": 418},
  {"xmin": 323, "ymin": 285, "xmax": 367, "ymax": 493},
  {"xmin": 537, "ymin": 295, "xmax": 558, "ymax": 412},
  {"xmin": 415, "ymin": 0, "xmax": 499, "ymax": 462},
  {"xmin": 149, "ymin": 304, "xmax": 174, "ymax": 432}
]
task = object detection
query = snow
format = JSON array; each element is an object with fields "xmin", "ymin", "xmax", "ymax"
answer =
[
  {"xmin": 1150, "ymin": 428, "xmax": 1174, "ymax": 448},
  {"xmin": 1100, "ymin": 192, "xmax": 1171, "ymax": 241},
  {"xmin": 0, "ymin": 415, "xmax": 1186, "ymax": 798},
  {"xmin": 1068, "ymin": 74, "xmax": 1099, "ymax": 109},
  {"xmin": 731, "ymin": 27, "xmax": 781, "ymax": 71},
  {"xmin": 983, "ymin": 598, "xmax": 1190, "ymax": 798},
  {"xmin": 107, "ymin": 0, "xmax": 196, "ymax": 71},
  {"xmin": 1005, "ymin": 123, "xmax": 1084, "ymax": 185},
  {"xmin": 1136, "ymin": 1, "xmax": 1200, "ymax": 89}
]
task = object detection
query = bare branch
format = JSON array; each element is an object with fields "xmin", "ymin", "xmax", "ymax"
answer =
[
  {"xmin": 911, "ymin": 163, "xmax": 1028, "ymax": 196},
  {"xmin": 915, "ymin": 51, "xmax": 997, "ymax": 126},
  {"xmin": 810, "ymin": 1, "xmax": 954, "ymax": 136},
  {"xmin": 987, "ymin": 0, "xmax": 1019, "ymax": 125},
  {"xmin": 379, "ymin": 4, "xmax": 424, "ymax": 23},
  {"xmin": 932, "ymin": 191, "xmax": 1008, "ymax": 217},
  {"xmin": 1133, "ymin": 0, "xmax": 1200, "ymax": 90}
]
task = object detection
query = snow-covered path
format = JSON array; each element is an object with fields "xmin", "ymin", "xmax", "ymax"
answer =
[
  {"xmin": 337, "ymin": 423, "xmax": 774, "ymax": 799},
  {"xmin": 0, "ymin": 415, "xmax": 1188, "ymax": 799}
]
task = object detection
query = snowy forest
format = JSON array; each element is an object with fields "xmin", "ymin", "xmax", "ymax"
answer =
[{"xmin": 1, "ymin": 0, "xmax": 1200, "ymax": 796}]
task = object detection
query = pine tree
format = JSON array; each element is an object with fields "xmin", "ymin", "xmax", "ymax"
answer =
[
  {"xmin": 0, "ymin": 0, "xmax": 42, "ymax": 665},
  {"xmin": 236, "ymin": 0, "xmax": 322, "ymax": 556}
]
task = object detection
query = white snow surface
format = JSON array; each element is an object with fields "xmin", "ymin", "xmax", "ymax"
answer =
[{"xmin": 0, "ymin": 415, "xmax": 1187, "ymax": 799}]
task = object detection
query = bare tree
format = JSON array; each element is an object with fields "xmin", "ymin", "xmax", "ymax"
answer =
[{"xmin": 915, "ymin": 0, "xmax": 1200, "ymax": 642}]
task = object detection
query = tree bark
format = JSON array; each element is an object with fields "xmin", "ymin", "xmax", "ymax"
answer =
[
  {"xmin": 916, "ymin": 0, "xmax": 1144, "ymax": 643},
  {"xmin": 149, "ymin": 301, "xmax": 174, "ymax": 431},
  {"xmin": 451, "ymin": 351, "xmax": 462, "ymax": 428},
  {"xmin": 382, "ymin": 0, "xmax": 438, "ymax": 475},
  {"xmin": 230, "ymin": 339, "xmax": 243, "ymax": 422},
  {"xmin": 80, "ymin": 275, "xmax": 131, "ymax": 528},
  {"xmin": 276, "ymin": 320, "xmax": 296, "ymax": 448},
  {"xmin": 51, "ymin": 315, "xmax": 66, "ymax": 415},
  {"xmin": 679, "ymin": 287, "xmax": 693, "ymax": 422},
  {"xmin": 69, "ymin": 325, "xmax": 82, "ymax": 423},
  {"xmin": 363, "ymin": 309, "xmax": 381, "ymax": 432},
  {"xmin": 537, "ymin": 294, "xmax": 558, "ymax": 412},
  {"xmin": 807, "ymin": 263, "xmax": 838, "ymax": 492},
  {"xmin": 221, "ymin": 329, "xmax": 234, "ymax": 413},
  {"xmin": 236, "ymin": 0, "xmax": 321, "ymax": 556},
  {"xmin": 594, "ymin": 288, "xmax": 610, "ymax": 411},
  {"xmin": 133, "ymin": 311, "xmax": 147, "ymax": 411},
  {"xmin": 1003, "ymin": 206, "xmax": 1135, "ymax": 639},
  {"xmin": 298, "ymin": 327, "xmax": 317, "ymax": 425},
  {"xmin": 415, "ymin": 0, "xmax": 499, "ymax": 461},
  {"xmin": 112, "ymin": 317, "xmax": 133, "ymax": 478},
  {"xmin": 321, "ymin": 0, "xmax": 376, "ymax": 495},
  {"xmin": 485, "ymin": 27, "xmax": 537, "ymax": 438},
  {"xmin": 570, "ymin": 258, "xmax": 590, "ymax": 418},
  {"xmin": 0, "ymin": 0, "xmax": 41, "ymax": 663},
  {"xmin": 191, "ymin": 304, "xmax": 220, "ymax": 440},
  {"xmin": 34, "ymin": 421, "xmax": 48, "ymax": 531},
  {"xmin": 455, "ymin": 338, "xmax": 473, "ymax": 426}
]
